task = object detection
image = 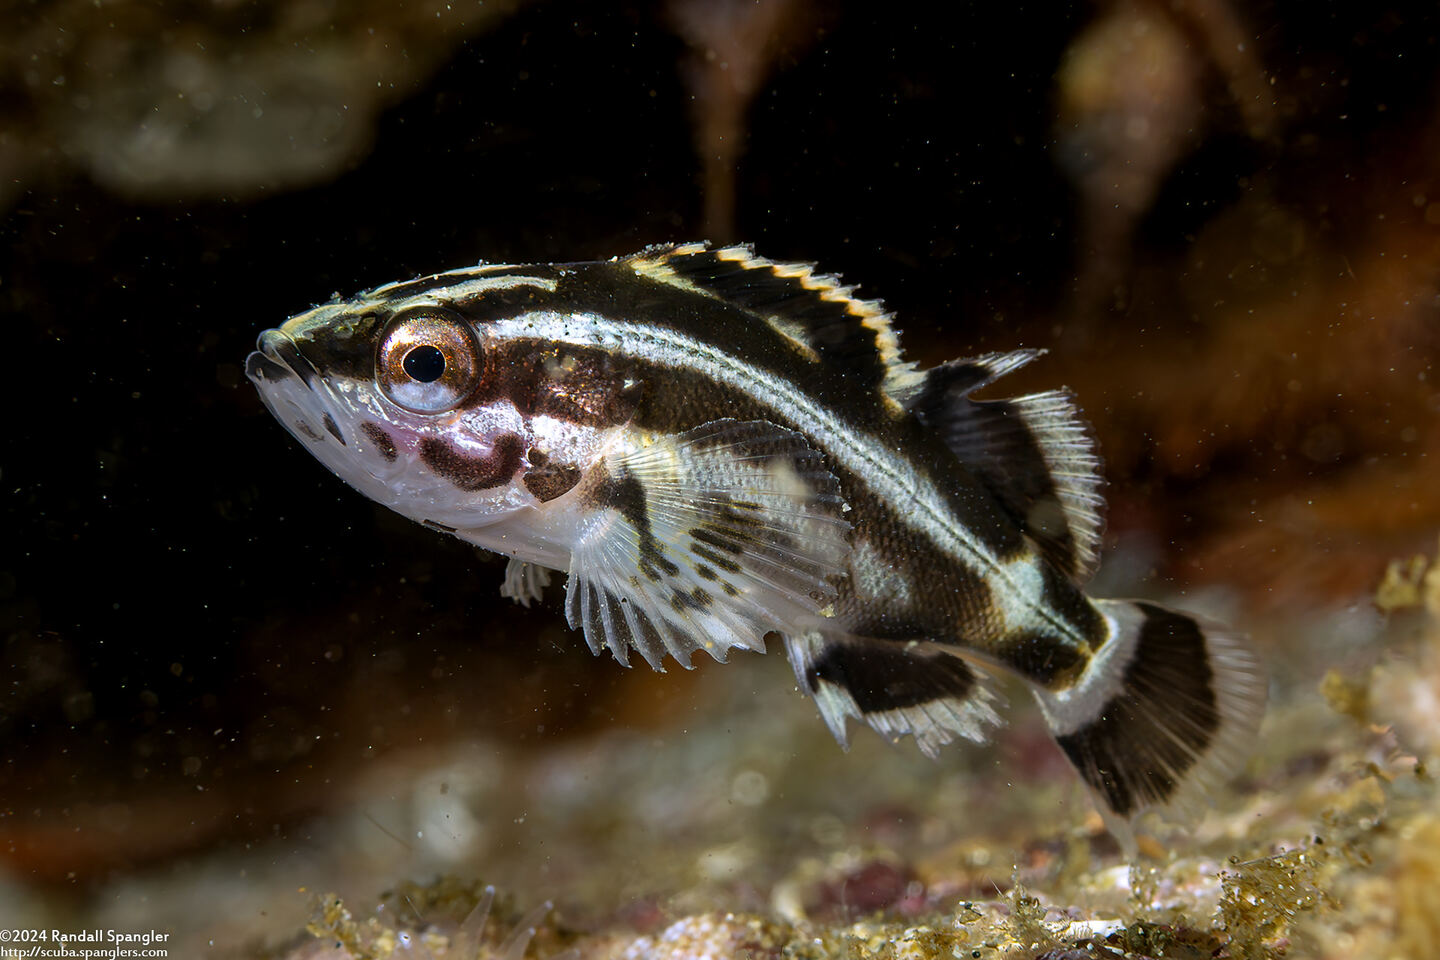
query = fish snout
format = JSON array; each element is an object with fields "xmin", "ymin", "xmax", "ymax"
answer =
[
  {"xmin": 246, "ymin": 329, "xmax": 350, "ymax": 447},
  {"xmin": 247, "ymin": 329, "xmax": 323, "ymax": 390}
]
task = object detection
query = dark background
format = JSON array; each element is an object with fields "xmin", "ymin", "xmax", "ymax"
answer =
[{"xmin": 3, "ymin": 0, "xmax": 1438, "ymax": 886}]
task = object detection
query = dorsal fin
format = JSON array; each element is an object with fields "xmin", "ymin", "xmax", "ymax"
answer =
[
  {"xmin": 624, "ymin": 243, "xmax": 922, "ymax": 400},
  {"xmin": 890, "ymin": 348, "xmax": 1045, "ymax": 409},
  {"xmin": 907, "ymin": 351, "xmax": 1106, "ymax": 583}
]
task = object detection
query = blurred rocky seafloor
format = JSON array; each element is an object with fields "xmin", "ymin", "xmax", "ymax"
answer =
[{"xmin": 40, "ymin": 556, "xmax": 1440, "ymax": 959}]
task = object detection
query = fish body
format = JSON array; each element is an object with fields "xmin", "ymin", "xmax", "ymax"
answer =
[{"xmin": 247, "ymin": 243, "xmax": 1265, "ymax": 841}]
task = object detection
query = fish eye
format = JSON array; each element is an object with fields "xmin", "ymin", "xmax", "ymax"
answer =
[
  {"xmin": 376, "ymin": 310, "xmax": 480, "ymax": 414},
  {"xmin": 402, "ymin": 344, "xmax": 446, "ymax": 383}
]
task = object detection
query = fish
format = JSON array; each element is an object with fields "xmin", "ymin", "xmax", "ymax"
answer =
[{"xmin": 245, "ymin": 243, "xmax": 1266, "ymax": 844}]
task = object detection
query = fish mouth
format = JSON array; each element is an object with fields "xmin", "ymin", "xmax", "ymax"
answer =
[
  {"xmin": 248, "ymin": 328, "xmax": 320, "ymax": 388},
  {"xmin": 246, "ymin": 328, "xmax": 349, "ymax": 447}
]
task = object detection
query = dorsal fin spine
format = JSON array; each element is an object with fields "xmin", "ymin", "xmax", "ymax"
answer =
[{"xmin": 626, "ymin": 243, "xmax": 913, "ymax": 397}]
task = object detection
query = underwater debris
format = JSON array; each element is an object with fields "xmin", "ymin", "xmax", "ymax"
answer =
[
  {"xmin": 307, "ymin": 894, "xmax": 396, "ymax": 960},
  {"xmin": 1393, "ymin": 818, "xmax": 1440, "ymax": 959},
  {"xmin": 1002, "ymin": 884, "xmax": 1064, "ymax": 956},
  {"xmin": 306, "ymin": 882, "xmax": 556, "ymax": 960},
  {"xmin": 616, "ymin": 913, "xmax": 787, "ymax": 960},
  {"xmin": 1375, "ymin": 540, "xmax": 1440, "ymax": 617},
  {"xmin": 1216, "ymin": 840, "xmax": 1334, "ymax": 960},
  {"xmin": 1375, "ymin": 553, "xmax": 1433, "ymax": 613},
  {"xmin": 1102, "ymin": 921, "xmax": 1220, "ymax": 960},
  {"xmin": 1317, "ymin": 668, "xmax": 1371, "ymax": 725},
  {"xmin": 1370, "ymin": 544, "xmax": 1440, "ymax": 762}
]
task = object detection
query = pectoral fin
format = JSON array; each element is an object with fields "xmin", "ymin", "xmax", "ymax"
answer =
[{"xmin": 564, "ymin": 419, "xmax": 852, "ymax": 669}]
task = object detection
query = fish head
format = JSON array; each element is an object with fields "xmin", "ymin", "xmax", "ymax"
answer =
[{"xmin": 246, "ymin": 293, "xmax": 543, "ymax": 534}]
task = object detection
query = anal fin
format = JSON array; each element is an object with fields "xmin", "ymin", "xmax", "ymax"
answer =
[
  {"xmin": 564, "ymin": 419, "xmax": 852, "ymax": 670},
  {"xmin": 501, "ymin": 559, "xmax": 553, "ymax": 608},
  {"xmin": 784, "ymin": 632, "xmax": 1003, "ymax": 757}
]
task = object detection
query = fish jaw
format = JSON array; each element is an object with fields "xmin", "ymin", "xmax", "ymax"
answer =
[
  {"xmin": 244, "ymin": 326, "xmax": 538, "ymax": 537},
  {"xmin": 246, "ymin": 327, "xmax": 372, "ymax": 466}
]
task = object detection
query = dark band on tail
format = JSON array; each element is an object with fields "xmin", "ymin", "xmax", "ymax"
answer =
[{"xmin": 1055, "ymin": 604, "xmax": 1221, "ymax": 816}]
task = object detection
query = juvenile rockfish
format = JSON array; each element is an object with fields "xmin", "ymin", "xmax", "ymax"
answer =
[{"xmin": 247, "ymin": 244, "xmax": 1265, "ymax": 842}]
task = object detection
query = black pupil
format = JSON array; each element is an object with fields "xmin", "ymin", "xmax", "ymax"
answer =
[{"xmin": 403, "ymin": 344, "xmax": 446, "ymax": 383}]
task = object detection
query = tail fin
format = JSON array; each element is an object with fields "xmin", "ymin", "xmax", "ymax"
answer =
[{"xmin": 1032, "ymin": 600, "xmax": 1266, "ymax": 846}]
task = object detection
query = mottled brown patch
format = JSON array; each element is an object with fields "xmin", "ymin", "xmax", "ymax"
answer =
[
  {"xmin": 523, "ymin": 460, "xmax": 583, "ymax": 502},
  {"xmin": 496, "ymin": 344, "xmax": 643, "ymax": 428},
  {"xmin": 669, "ymin": 588, "xmax": 707, "ymax": 612},
  {"xmin": 321, "ymin": 412, "xmax": 346, "ymax": 445},
  {"xmin": 690, "ymin": 542, "xmax": 742, "ymax": 573},
  {"xmin": 585, "ymin": 473, "xmax": 677, "ymax": 580},
  {"xmin": 419, "ymin": 433, "xmax": 524, "ymax": 491},
  {"xmin": 360, "ymin": 422, "xmax": 398, "ymax": 463}
]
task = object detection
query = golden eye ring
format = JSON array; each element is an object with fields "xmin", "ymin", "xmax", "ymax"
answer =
[{"xmin": 375, "ymin": 309, "xmax": 481, "ymax": 414}]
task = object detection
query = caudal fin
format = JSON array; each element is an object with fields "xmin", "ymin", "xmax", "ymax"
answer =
[{"xmin": 1032, "ymin": 599, "xmax": 1266, "ymax": 843}]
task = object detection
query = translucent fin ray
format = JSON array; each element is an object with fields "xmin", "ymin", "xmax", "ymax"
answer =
[
  {"xmin": 783, "ymin": 631, "xmax": 1004, "ymax": 756},
  {"xmin": 501, "ymin": 559, "xmax": 553, "ymax": 608},
  {"xmin": 565, "ymin": 419, "xmax": 852, "ymax": 669},
  {"xmin": 624, "ymin": 243, "xmax": 917, "ymax": 400},
  {"xmin": 1034, "ymin": 599, "xmax": 1267, "ymax": 850},
  {"xmin": 908, "ymin": 351, "xmax": 1105, "ymax": 582}
]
